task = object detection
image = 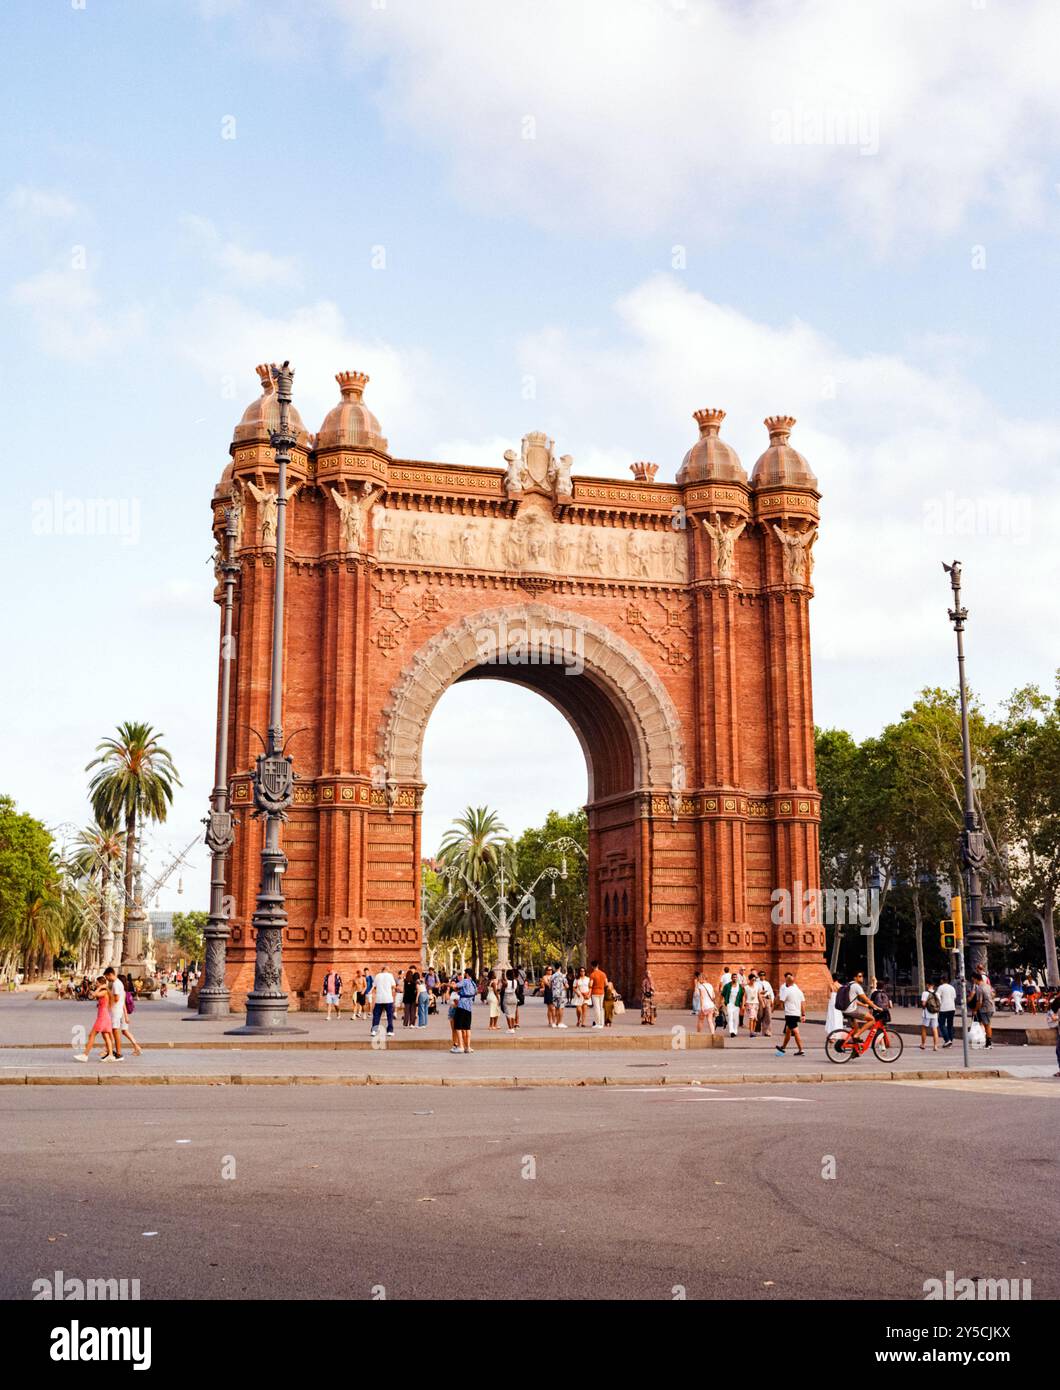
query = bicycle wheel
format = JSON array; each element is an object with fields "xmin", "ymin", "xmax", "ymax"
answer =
[
  {"xmin": 825, "ymin": 1028, "xmax": 855, "ymax": 1063},
  {"xmin": 872, "ymin": 1026, "xmax": 904, "ymax": 1062}
]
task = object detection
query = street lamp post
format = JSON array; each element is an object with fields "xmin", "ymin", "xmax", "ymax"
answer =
[
  {"xmin": 227, "ymin": 361, "xmax": 306, "ymax": 1035},
  {"xmin": 943, "ymin": 560, "xmax": 989, "ymax": 978},
  {"xmin": 194, "ymin": 506, "xmax": 239, "ymax": 1019},
  {"xmin": 495, "ymin": 857, "xmax": 511, "ymax": 973},
  {"xmin": 866, "ymin": 862, "xmax": 882, "ymax": 984}
]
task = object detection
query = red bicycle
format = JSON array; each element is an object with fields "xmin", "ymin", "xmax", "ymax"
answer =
[{"xmin": 825, "ymin": 1015, "xmax": 904, "ymax": 1063}]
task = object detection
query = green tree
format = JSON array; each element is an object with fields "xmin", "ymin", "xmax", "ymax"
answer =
[
  {"xmin": 437, "ymin": 806, "xmax": 512, "ymax": 976},
  {"xmin": 0, "ymin": 796, "xmax": 59, "ymax": 975},
  {"xmin": 172, "ymin": 910, "xmax": 207, "ymax": 963},
  {"xmin": 86, "ymin": 722, "xmax": 181, "ymax": 946},
  {"xmin": 868, "ymin": 714, "xmax": 958, "ymax": 991},
  {"xmin": 815, "ymin": 728, "xmax": 866, "ymax": 973},
  {"xmin": 992, "ymin": 680, "xmax": 1060, "ymax": 985},
  {"xmin": 512, "ymin": 808, "xmax": 588, "ymax": 970}
]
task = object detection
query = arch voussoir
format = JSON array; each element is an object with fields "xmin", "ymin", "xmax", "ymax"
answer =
[{"xmin": 375, "ymin": 602, "xmax": 685, "ymax": 792}]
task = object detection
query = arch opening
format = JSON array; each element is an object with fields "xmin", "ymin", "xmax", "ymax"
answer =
[{"xmin": 377, "ymin": 603, "xmax": 686, "ymax": 1001}]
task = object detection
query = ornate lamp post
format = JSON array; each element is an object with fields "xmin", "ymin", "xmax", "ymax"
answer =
[
  {"xmin": 943, "ymin": 560, "xmax": 989, "ymax": 977},
  {"xmin": 194, "ymin": 506, "xmax": 239, "ymax": 1019},
  {"xmin": 227, "ymin": 361, "xmax": 306, "ymax": 1035}
]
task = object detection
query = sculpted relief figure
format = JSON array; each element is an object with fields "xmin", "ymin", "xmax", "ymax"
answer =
[
  {"xmin": 504, "ymin": 517, "xmax": 526, "ymax": 569},
  {"xmin": 547, "ymin": 450, "xmax": 574, "ymax": 498},
  {"xmin": 456, "ymin": 520, "xmax": 477, "ymax": 567},
  {"xmin": 582, "ymin": 531, "xmax": 605, "ymax": 575},
  {"xmin": 245, "ymin": 480, "xmax": 300, "ymax": 547},
  {"xmin": 525, "ymin": 515, "xmax": 549, "ymax": 565},
  {"xmin": 329, "ymin": 483, "xmax": 374, "ymax": 552},
  {"xmin": 772, "ymin": 522, "xmax": 816, "ymax": 584},
  {"xmin": 229, "ymin": 480, "xmax": 245, "ymax": 549},
  {"xmin": 628, "ymin": 529, "xmax": 650, "ymax": 578},
  {"xmin": 364, "ymin": 504, "xmax": 691, "ymax": 585},
  {"xmin": 409, "ymin": 518, "xmax": 431, "ymax": 563},
  {"xmin": 502, "ymin": 448, "xmax": 525, "ymax": 496},
  {"xmin": 702, "ymin": 511, "xmax": 746, "ymax": 580},
  {"xmin": 552, "ymin": 526, "xmax": 573, "ymax": 571},
  {"xmin": 373, "ymin": 504, "xmax": 396, "ymax": 560},
  {"xmin": 245, "ymin": 480, "xmax": 277, "ymax": 547}
]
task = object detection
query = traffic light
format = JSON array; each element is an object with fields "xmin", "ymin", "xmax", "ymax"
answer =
[
  {"xmin": 950, "ymin": 895, "xmax": 964, "ymax": 937},
  {"xmin": 941, "ymin": 896, "xmax": 964, "ymax": 951}
]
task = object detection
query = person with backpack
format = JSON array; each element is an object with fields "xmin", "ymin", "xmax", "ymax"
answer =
[
  {"xmin": 920, "ymin": 980, "xmax": 941, "ymax": 1051},
  {"xmin": 837, "ymin": 971, "xmax": 874, "ymax": 1046},
  {"xmin": 870, "ymin": 978, "xmax": 892, "ymax": 1024}
]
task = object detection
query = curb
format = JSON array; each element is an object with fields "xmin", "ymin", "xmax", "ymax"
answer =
[
  {"xmin": 1, "ymin": 1068, "xmax": 1010, "ymax": 1088},
  {"xmin": 0, "ymin": 1035, "xmax": 726, "ymax": 1052}
]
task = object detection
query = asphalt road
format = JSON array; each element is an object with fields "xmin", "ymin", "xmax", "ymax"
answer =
[{"xmin": 3, "ymin": 1079, "xmax": 1057, "ymax": 1301}]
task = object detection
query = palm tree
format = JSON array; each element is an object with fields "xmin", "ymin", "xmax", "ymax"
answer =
[
  {"xmin": 86, "ymin": 722, "xmax": 181, "ymax": 956},
  {"xmin": 69, "ymin": 817, "xmax": 125, "ymax": 968},
  {"xmin": 437, "ymin": 806, "xmax": 512, "ymax": 976}
]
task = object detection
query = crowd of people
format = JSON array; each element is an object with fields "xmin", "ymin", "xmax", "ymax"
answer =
[
  {"xmin": 320, "ymin": 960, "xmax": 624, "ymax": 1051},
  {"xmin": 57, "ymin": 966, "xmax": 199, "ymax": 1002},
  {"xmin": 1002, "ymin": 974, "xmax": 1052, "ymax": 1014}
]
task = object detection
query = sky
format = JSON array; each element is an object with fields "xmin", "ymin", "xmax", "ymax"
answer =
[{"xmin": 1, "ymin": 0, "xmax": 1057, "ymax": 909}]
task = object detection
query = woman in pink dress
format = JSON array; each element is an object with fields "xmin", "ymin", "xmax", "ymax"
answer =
[{"xmin": 74, "ymin": 977, "xmax": 115, "ymax": 1061}]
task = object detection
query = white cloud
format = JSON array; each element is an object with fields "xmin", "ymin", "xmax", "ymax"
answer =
[
  {"xmin": 10, "ymin": 267, "xmax": 146, "ymax": 361},
  {"xmin": 5, "ymin": 185, "xmax": 79, "ymax": 220},
  {"xmin": 171, "ymin": 292, "xmax": 445, "ymax": 447},
  {"xmin": 512, "ymin": 276, "xmax": 1060, "ymax": 731},
  {"xmin": 327, "ymin": 0, "xmax": 1060, "ymax": 247},
  {"xmin": 181, "ymin": 214, "xmax": 302, "ymax": 288}
]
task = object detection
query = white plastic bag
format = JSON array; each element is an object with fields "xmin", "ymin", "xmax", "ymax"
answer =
[{"xmin": 968, "ymin": 1020, "xmax": 986, "ymax": 1048}]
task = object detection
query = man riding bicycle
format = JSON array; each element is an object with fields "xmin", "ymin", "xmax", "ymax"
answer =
[{"xmin": 841, "ymin": 971, "xmax": 877, "ymax": 1044}]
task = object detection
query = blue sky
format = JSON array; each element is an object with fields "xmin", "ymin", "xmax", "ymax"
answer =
[{"xmin": 2, "ymin": 0, "xmax": 1057, "ymax": 907}]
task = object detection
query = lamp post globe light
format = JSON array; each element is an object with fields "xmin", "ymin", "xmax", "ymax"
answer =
[
  {"xmin": 227, "ymin": 361, "xmax": 306, "ymax": 1035},
  {"xmin": 943, "ymin": 560, "xmax": 989, "ymax": 979}
]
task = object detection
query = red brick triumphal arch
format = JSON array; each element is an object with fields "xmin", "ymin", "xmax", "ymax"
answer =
[{"xmin": 212, "ymin": 367, "xmax": 829, "ymax": 1009}]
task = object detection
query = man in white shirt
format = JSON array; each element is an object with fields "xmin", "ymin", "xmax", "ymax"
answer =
[
  {"xmin": 369, "ymin": 963, "xmax": 397, "ymax": 1038},
  {"xmin": 920, "ymin": 981, "xmax": 941, "ymax": 1051},
  {"xmin": 842, "ymin": 971, "xmax": 875, "ymax": 1045},
  {"xmin": 936, "ymin": 978, "xmax": 957, "ymax": 1048},
  {"xmin": 104, "ymin": 967, "xmax": 126, "ymax": 1062},
  {"xmin": 776, "ymin": 972, "xmax": 805, "ymax": 1055}
]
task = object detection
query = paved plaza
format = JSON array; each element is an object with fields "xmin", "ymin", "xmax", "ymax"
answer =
[{"xmin": 3, "ymin": 991, "xmax": 1055, "ymax": 1087}]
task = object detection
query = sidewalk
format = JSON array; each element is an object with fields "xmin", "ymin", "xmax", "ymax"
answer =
[{"xmin": 2, "ymin": 992, "xmax": 1053, "ymax": 1087}]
